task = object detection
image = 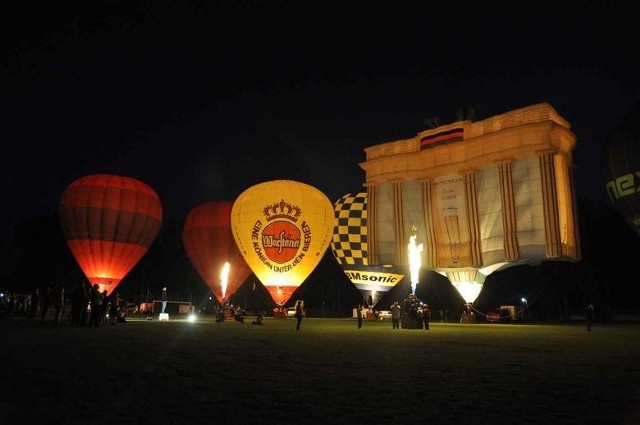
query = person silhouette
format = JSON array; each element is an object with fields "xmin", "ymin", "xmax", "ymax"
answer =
[
  {"xmin": 295, "ymin": 300, "xmax": 304, "ymax": 331},
  {"xmin": 422, "ymin": 303, "xmax": 431, "ymax": 330},
  {"xmin": 390, "ymin": 302, "xmax": 401, "ymax": 329},
  {"xmin": 161, "ymin": 287, "xmax": 168, "ymax": 314},
  {"xmin": 586, "ymin": 303, "xmax": 595, "ymax": 331},
  {"xmin": 356, "ymin": 304, "xmax": 364, "ymax": 329}
]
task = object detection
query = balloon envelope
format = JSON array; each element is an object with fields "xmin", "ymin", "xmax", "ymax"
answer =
[
  {"xmin": 59, "ymin": 174, "xmax": 163, "ymax": 296},
  {"xmin": 231, "ymin": 180, "xmax": 334, "ymax": 306},
  {"xmin": 603, "ymin": 106, "xmax": 640, "ymax": 237},
  {"xmin": 330, "ymin": 191, "xmax": 405, "ymax": 307},
  {"xmin": 182, "ymin": 201, "xmax": 252, "ymax": 303}
]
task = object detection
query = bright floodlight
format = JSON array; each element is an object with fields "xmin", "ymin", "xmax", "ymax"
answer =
[
  {"xmin": 220, "ymin": 261, "xmax": 230, "ymax": 300},
  {"xmin": 188, "ymin": 314, "xmax": 197, "ymax": 323}
]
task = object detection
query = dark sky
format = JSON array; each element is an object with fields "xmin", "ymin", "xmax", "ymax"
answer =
[{"xmin": 2, "ymin": 1, "xmax": 638, "ymax": 244}]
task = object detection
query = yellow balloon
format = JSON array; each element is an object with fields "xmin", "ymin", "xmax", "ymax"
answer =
[{"xmin": 231, "ymin": 180, "xmax": 334, "ymax": 306}]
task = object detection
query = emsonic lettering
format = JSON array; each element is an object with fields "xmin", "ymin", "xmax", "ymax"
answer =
[
  {"xmin": 606, "ymin": 172, "xmax": 640, "ymax": 200},
  {"xmin": 345, "ymin": 271, "xmax": 398, "ymax": 282}
]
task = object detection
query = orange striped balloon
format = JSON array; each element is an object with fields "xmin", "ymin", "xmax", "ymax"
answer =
[{"xmin": 59, "ymin": 174, "xmax": 163, "ymax": 296}]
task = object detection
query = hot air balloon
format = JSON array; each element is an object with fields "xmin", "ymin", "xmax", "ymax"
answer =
[
  {"xmin": 330, "ymin": 191, "xmax": 405, "ymax": 307},
  {"xmin": 231, "ymin": 180, "xmax": 334, "ymax": 306},
  {"xmin": 359, "ymin": 103, "xmax": 580, "ymax": 307},
  {"xmin": 59, "ymin": 174, "xmax": 163, "ymax": 296},
  {"xmin": 602, "ymin": 105, "xmax": 640, "ymax": 237},
  {"xmin": 182, "ymin": 201, "xmax": 252, "ymax": 303}
]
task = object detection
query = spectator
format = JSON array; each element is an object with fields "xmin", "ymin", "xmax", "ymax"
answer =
[
  {"xmin": 161, "ymin": 287, "xmax": 168, "ymax": 314},
  {"xmin": 70, "ymin": 281, "xmax": 86, "ymax": 326},
  {"xmin": 89, "ymin": 284, "xmax": 103, "ymax": 327},
  {"xmin": 51, "ymin": 284, "xmax": 65, "ymax": 323},
  {"xmin": 252, "ymin": 311, "xmax": 264, "ymax": 325},
  {"xmin": 100, "ymin": 290, "xmax": 109, "ymax": 325},
  {"xmin": 40, "ymin": 285, "xmax": 52, "ymax": 324},
  {"xmin": 29, "ymin": 288, "xmax": 40, "ymax": 320},
  {"xmin": 356, "ymin": 304, "xmax": 364, "ymax": 329},
  {"xmin": 422, "ymin": 303, "xmax": 431, "ymax": 330},
  {"xmin": 109, "ymin": 292, "xmax": 121, "ymax": 325},
  {"xmin": 81, "ymin": 281, "xmax": 92, "ymax": 326},
  {"xmin": 390, "ymin": 302, "xmax": 401, "ymax": 329},
  {"xmin": 586, "ymin": 303, "xmax": 595, "ymax": 332},
  {"xmin": 295, "ymin": 300, "xmax": 304, "ymax": 331}
]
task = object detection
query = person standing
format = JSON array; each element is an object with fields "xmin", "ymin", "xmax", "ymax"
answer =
[
  {"xmin": 422, "ymin": 303, "xmax": 431, "ymax": 330},
  {"xmin": 356, "ymin": 304, "xmax": 364, "ymax": 329},
  {"xmin": 39, "ymin": 285, "xmax": 51, "ymax": 324},
  {"xmin": 109, "ymin": 292, "xmax": 121, "ymax": 325},
  {"xmin": 81, "ymin": 281, "xmax": 92, "ymax": 326},
  {"xmin": 69, "ymin": 281, "xmax": 86, "ymax": 326},
  {"xmin": 100, "ymin": 290, "xmax": 109, "ymax": 326},
  {"xmin": 29, "ymin": 288, "xmax": 40, "ymax": 320},
  {"xmin": 88, "ymin": 284, "xmax": 103, "ymax": 327},
  {"xmin": 51, "ymin": 284, "xmax": 65, "ymax": 323},
  {"xmin": 586, "ymin": 303, "xmax": 595, "ymax": 331},
  {"xmin": 294, "ymin": 300, "xmax": 304, "ymax": 331},
  {"xmin": 390, "ymin": 302, "xmax": 401, "ymax": 329},
  {"xmin": 161, "ymin": 287, "xmax": 168, "ymax": 314}
]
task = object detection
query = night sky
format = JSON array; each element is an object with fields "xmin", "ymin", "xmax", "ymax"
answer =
[{"xmin": 2, "ymin": 1, "xmax": 638, "ymax": 245}]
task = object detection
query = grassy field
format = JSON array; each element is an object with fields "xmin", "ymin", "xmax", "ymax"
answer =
[{"xmin": 1, "ymin": 315, "xmax": 640, "ymax": 425}]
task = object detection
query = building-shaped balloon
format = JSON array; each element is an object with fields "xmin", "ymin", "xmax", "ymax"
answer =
[{"xmin": 359, "ymin": 103, "xmax": 581, "ymax": 304}]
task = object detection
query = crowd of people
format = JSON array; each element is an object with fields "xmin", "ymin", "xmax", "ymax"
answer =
[
  {"xmin": 4, "ymin": 287, "xmax": 596, "ymax": 331},
  {"xmin": 400, "ymin": 294, "xmax": 431, "ymax": 329},
  {"xmin": 214, "ymin": 301, "xmax": 248, "ymax": 324},
  {"xmin": 353, "ymin": 295, "xmax": 431, "ymax": 330},
  {"xmin": 0, "ymin": 281, "xmax": 126, "ymax": 327}
]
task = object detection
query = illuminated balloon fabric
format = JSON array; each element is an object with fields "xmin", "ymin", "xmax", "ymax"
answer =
[
  {"xmin": 330, "ymin": 191, "xmax": 405, "ymax": 306},
  {"xmin": 231, "ymin": 180, "xmax": 334, "ymax": 306},
  {"xmin": 602, "ymin": 106, "xmax": 640, "ymax": 237},
  {"xmin": 182, "ymin": 201, "xmax": 252, "ymax": 303},
  {"xmin": 360, "ymin": 104, "xmax": 581, "ymax": 306},
  {"xmin": 59, "ymin": 174, "xmax": 163, "ymax": 296}
]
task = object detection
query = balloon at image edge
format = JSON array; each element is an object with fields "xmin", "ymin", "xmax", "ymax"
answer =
[
  {"xmin": 330, "ymin": 191, "xmax": 405, "ymax": 307},
  {"xmin": 182, "ymin": 201, "xmax": 252, "ymax": 303},
  {"xmin": 602, "ymin": 105, "xmax": 640, "ymax": 238},
  {"xmin": 59, "ymin": 174, "xmax": 163, "ymax": 296},
  {"xmin": 231, "ymin": 180, "xmax": 334, "ymax": 306}
]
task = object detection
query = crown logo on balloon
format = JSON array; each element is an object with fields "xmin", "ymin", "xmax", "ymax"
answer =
[{"xmin": 263, "ymin": 199, "xmax": 302, "ymax": 222}]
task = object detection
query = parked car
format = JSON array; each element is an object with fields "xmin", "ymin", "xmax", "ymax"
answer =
[
  {"xmin": 286, "ymin": 307, "xmax": 305, "ymax": 318},
  {"xmin": 485, "ymin": 308, "xmax": 512, "ymax": 323},
  {"xmin": 377, "ymin": 310, "xmax": 392, "ymax": 320}
]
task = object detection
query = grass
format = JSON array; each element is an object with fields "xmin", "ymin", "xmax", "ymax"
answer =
[{"xmin": 1, "ymin": 315, "xmax": 640, "ymax": 425}]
